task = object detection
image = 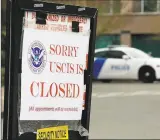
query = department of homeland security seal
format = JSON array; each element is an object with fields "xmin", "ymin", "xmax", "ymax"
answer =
[{"xmin": 28, "ymin": 41, "xmax": 47, "ymax": 74}]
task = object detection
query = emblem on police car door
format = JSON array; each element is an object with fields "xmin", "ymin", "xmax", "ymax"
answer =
[{"xmin": 28, "ymin": 41, "xmax": 47, "ymax": 74}]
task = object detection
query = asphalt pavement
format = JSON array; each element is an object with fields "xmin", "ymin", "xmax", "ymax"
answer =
[
  {"xmin": 1, "ymin": 81, "xmax": 160, "ymax": 139},
  {"xmin": 89, "ymin": 81, "xmax": 160, "ymax": 139}
]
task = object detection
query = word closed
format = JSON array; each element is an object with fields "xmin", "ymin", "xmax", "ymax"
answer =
[{"xmin": 30, "ymin": 81, "xmax": 80, "ymax": 98}]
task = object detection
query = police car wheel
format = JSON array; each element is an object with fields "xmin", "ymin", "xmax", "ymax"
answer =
[
  {"xmin": 101, "ymin": 80, "xmax": 112, "ymax": 83},
  {"xmin": 140, "ymin": 69, "xmax": 155, "ymax": 83}
]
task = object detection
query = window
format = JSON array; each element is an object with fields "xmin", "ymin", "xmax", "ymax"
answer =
[
  {"xmin": 133, "ymin": 0, "xmax": 160, "ymax": 13},
  {"xmin": 97, "ymin": 0, "xmax": 121, "ymax": 15},
  {"xmin": 89, "ymin": 0, "xmax": 160, "ymax": 15},
  {"xmin": 144, "ymin": 0, "xmax": 157, "ymax": 12},
  {"xmin": 106, "ymin": 51, "xmax": 126, "ymax": 59},
  {"xmin": 95, "ymin": 50, "xmax": 126, "ymax": 59},
  {"xmin": 158, "ymin": 0, "xmax": 160, "ymax": 12},
  {"xmin": 86, "ymin": 0, "xmax": 111, "ymax": 15},
  {"xmin": 112, "ymin": 0, "xmax": 121, "ymax": 14},
  {"xmin": 132, "ymin": 0, "xmax": 142, "ymax": 12},
  {"xmin": 95, "ymin": 51, "xmax": 108, "ymax": 58}
]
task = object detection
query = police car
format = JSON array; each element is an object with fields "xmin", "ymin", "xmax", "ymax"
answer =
[{"xmin": 93, "ymin": 45, "xmax": 160, "ymax": 83}]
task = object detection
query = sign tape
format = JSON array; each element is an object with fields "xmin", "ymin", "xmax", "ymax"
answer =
[{"xmin": 36, "ymin": 125, "xmax": 68, "ymax": 140}]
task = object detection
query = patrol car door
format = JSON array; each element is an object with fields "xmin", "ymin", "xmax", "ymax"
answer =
[
  {"xmin": 104, "ymin": 50, "xmax": 130, "ymax": 79},
  {"xmin": 93, "ymin": 50, "xmax": 108, "ymax": 79}
]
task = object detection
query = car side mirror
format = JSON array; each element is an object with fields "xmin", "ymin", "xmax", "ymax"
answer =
[{"xmin": 122, "ymin": 55, "xmax": 130, "ymax": 60}]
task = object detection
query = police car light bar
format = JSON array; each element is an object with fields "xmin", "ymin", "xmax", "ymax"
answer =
[
  {"xmin": 108, "ymin": 45, "xmax": 129, "ymax": 49},
  {"xmin": 108, "ymin": 45, "xmax": 119, "ymax": 49}
]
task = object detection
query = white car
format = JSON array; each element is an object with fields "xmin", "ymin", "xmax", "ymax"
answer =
[{"xmin": 93, "ymin": 45, "xmax": 160, "ymax": 83}]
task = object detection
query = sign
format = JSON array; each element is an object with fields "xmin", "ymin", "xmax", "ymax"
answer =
[
  {"xmin": 24, "ymin": 11, "xmax": 91, "ymax": 33},
  {"xmin": 20, "ymin": 12, "xmax": 91, "ymax": 120},
  {"xmin": 4, "ymin": 1, "xmax": 97, "ymax": 139},
  {"xmin": 36, "ymin": 125, "xmax": 68, "ymax": 140},
  {"xmin": 25, "ymin": 11, "xmax": 90, "ymax": 110}
]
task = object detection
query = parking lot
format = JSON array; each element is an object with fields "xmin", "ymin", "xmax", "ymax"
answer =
[{"xmin": 89, "ymin": 81, "xmax": 160, "ymax": 139}]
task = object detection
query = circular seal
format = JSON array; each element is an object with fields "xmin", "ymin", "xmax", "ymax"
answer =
[{"xmin": 28, "ymin": 41, "xmax": 47, "ymax": 74}]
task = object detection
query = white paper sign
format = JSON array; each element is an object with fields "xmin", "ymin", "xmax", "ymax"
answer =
[
  {"xmin": 24, "ymin": 11, "xmax": 91, "ymax": 33},
  {"xmin": 20, "ymin": 27, "xmax": 90, "ymax": 120},
  {"xmin": 23, "ymin": 11, "xmax": 91, "ymax": 111}
]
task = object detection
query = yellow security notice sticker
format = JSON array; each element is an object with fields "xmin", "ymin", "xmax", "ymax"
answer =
[{"xmin": 36, "ymin": 125, "xmax": 68, "ymax": 140}]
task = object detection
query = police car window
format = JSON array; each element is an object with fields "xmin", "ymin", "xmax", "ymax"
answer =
[
  {"xmin": 95, "ymin": 51, "xmax": 107, "ymax": 58},
  {"xmin": 106, "ymin": 51, "xmax": 126, "ymax": 59}
]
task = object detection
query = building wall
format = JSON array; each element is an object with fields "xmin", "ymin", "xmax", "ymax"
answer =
[
  {"xmin": 50, "ymin": 0, "xmax": 160, "ymax": 34},
  {"xmin": 97, "ymin": 14, "xmax": 160, "ymax": 47},
  {"xmin": 120, "ymin": 0, "xmax": 134, "ymax": 14},
  {"xmin": 47, "ymin": 0, "xmax": 160, "ymax": 56},
  {"xmin": 97, "ymin": 15, "xmax": 160, "ymax": 34}
]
